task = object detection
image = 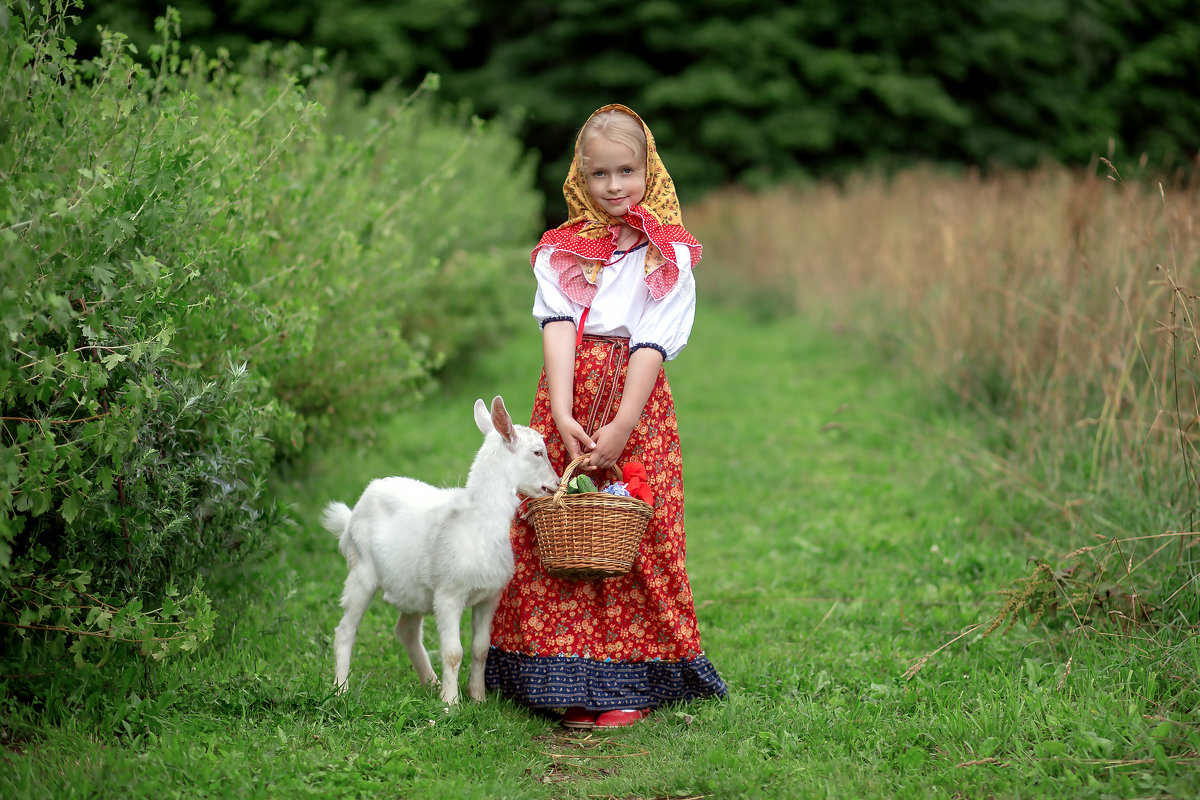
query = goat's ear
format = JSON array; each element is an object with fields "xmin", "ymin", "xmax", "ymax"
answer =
[
  {"xmin": 490, "ymin": 396, "xmax": 516, "ymax": 445},
  {"xmin": 474, "ymin": 398, "xmax": 493, "ymax": 435}
]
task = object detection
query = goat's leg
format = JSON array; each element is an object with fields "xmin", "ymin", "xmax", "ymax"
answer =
[
  {"xmin": 467, "ymin": 594, "xmax": 501, "ymax": 702},
  {"xmin": 394, "ymin": 612, "xmax": 437, "ymax": 686},
  {"xmin": 432, "ymin": 593, "xmax": 466, "ymax": 705},
  {"xmin": 334, "ymin": 572, "xmax": 375, "ymax": 692}
]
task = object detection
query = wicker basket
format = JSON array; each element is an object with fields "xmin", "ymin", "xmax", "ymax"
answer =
[{"xmin": 525, "ymin": 454, "xmax": 653, "ymax": 580}]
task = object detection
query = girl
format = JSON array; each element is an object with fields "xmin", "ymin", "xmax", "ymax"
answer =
[{"xmin": 485, "ymin": 104, "xmax": 726, "ymax": 729}]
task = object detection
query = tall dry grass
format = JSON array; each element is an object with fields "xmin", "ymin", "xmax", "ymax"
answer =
[
  {"xmin": 688, "ymin": 165, "xmax": 1199, "ymax": 658},
  {"xmin": 690, "ymin": 165, "xmax": 1199, "ymax": 511}
]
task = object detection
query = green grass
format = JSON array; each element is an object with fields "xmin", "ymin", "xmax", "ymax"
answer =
[{"xmin": 3, "ymin": 305, "xmax": 1198, "ymax": 799}]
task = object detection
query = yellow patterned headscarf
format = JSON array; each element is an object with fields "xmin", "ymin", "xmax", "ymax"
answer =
[{"xmin": 532, "ymin": 104, "xmax": 701, "ymax": 306}]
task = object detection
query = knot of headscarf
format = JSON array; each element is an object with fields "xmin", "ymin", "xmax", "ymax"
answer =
[{"xmin": 531, "ymin": 104, "xmax": 702, "ymax": 306}]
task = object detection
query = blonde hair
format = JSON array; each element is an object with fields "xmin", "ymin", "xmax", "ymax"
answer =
[{"xmin": 577, "ymin": 110, "xmax": 647, "ymax": 169}]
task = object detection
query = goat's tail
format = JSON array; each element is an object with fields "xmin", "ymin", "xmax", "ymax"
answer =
[{"xmin": 321, "ymin": 501, "xmax": 359, "ymax": 569}]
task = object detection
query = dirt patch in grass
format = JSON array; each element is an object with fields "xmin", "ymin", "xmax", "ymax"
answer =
[{"xmin": 528, "ymin": 728, "xmax": 652, "ymax": 788}]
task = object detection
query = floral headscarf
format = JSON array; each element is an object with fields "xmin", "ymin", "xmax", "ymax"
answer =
[{"xmin": 532, "ymin": 104, "xmax": 702, "ymax": 306}]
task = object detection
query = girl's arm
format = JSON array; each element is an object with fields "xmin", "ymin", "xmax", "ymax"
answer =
[
  {"xmin": 588, "ymin": 346, "xmax": 662, "ymax": 470},
  {"xmin": 542, "ymin": 320, "xmax": 596, "ymax": 461}
]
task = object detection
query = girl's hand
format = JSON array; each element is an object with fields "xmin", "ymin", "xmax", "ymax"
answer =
[
  {"xmin": 555, "ymin": 415, "xmax": 596, "ymax": 463},
  {"xmin": 587, "ymin": 418, "xmax": 635, "ymax": 470}
]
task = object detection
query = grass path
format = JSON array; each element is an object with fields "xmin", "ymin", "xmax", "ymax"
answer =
[{"xmin": 5, "ymin": 306, "xmax": 1196, "ymax": 799}]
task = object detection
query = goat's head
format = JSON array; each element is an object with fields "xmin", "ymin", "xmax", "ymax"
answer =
[{"xmin": 474, "ymin": 396, "xmax": 559, "ymax": 497}]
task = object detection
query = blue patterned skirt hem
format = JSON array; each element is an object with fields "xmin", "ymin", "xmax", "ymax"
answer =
[{"xmin": 484, "ymin": 647, "xmax": 728, "ymax": 710}]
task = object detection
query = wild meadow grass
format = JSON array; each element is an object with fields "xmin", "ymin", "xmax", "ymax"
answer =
[
  {"xmin": 691, "ymin": 164, "xmax": 1200, "ymax": 706},
  {"xmin": 690, "ymin": 164, "xmax": 1200, "ymax": 498},
  {"xmin": 4, "ymin": 299, "xmax": 1198, "ymax": 798}
]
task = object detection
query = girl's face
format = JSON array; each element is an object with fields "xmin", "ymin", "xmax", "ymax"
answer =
[{"xmin": 582, "ymin": 136, "xmax": 646, "ymax": 218}]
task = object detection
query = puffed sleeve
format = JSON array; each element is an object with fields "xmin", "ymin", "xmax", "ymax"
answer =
[
  {"xmin": 629, "ymin": 243, "xmax": 696, "ymax": 361},
  {"xmin": 531, "ymin": 246, "xmax": 581, "ymax": 327}
]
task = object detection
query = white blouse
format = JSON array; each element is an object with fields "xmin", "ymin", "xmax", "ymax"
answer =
[{"xmin": 532, "ymin": 243, "xmax": 696, "ymax": 361}]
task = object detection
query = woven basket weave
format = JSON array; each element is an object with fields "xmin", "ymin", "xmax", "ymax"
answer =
[{"xmin": 526, "ymin": 454, "xmax": 653, "ymax": 580}]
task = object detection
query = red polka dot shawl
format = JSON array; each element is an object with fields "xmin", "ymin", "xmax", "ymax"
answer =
[{"xmin": 532, "ymin": 104, "xmax": 702, "ymax": 306}]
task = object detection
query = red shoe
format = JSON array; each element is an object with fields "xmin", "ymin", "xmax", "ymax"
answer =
[
  {"xmin": 560, "ymin": 707, "xmax": 599, "ymax": 730},
  {"xmin": 593, "ymin": 708, "xmax": 651, "ymax": 728}
]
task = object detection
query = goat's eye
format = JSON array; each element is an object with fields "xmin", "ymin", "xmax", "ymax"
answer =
[{"xmin": 533, "ymin": 449, "xmax": 544, "ymax": 457}]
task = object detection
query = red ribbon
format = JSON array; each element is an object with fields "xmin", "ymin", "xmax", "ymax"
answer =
[{"xmin": 621, "ymin": 462, "xmax": 653, "ymax": 504}]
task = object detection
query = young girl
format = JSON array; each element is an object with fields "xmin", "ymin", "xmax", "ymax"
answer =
[{"xmin": 484, "ymin": 104, "xmax": 726, "ymax": 729}]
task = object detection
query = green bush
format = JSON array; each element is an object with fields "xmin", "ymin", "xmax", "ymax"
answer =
[
  {"xmin": 236, "ymin": 60, "xmax": 542, "ymax": 433},
  {"xmin": 1, "ymin": 0, "xmax": 539, "ymax": 708}
]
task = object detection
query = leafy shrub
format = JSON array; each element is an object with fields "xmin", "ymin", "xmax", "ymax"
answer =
[
  {"xmin": 1, "ymin": 0, "xmax": 539, "ymax": 712},
  {"xmin": 230, "ymin": 58, "xmax": 541, "ymax": 433}
]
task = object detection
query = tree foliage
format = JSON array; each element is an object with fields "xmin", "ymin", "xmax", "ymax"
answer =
[{"xmin": 69, "ymin": 0, "xmax": 1200, "ymax": 214}]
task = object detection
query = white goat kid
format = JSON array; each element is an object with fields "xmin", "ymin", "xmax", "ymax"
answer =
[{"xmin": 322, "ymin": 396, "xmax": 558, "ymax": 704}]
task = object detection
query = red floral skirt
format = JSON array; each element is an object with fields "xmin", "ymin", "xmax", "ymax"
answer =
[{"xmin": 485, "ymin": 335, "xmax": 726, "ymax": 710}]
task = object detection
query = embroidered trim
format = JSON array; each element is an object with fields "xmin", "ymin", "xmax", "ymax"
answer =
[
  {"xmin": 630, "ymin": 342, "xmax": 668, "ymax": 361},
  {"xmin": 539, "ymin": 315, "xmax": 576, "ymax": 329},
  {"xmin": 578, "ymin": 336, "xmax": 628, "ymax": 435},
  {"xmin": 485, "ymin": 648, "xmax": 727, "ymax": 710},
  {"xmin": 613, "ymin": 240, "xmax": 650, "ymax": 257}
]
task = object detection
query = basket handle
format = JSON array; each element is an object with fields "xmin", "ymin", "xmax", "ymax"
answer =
[{"xmin": 551, "ymin": 453, "xmax": 622, "ymax": 505}]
